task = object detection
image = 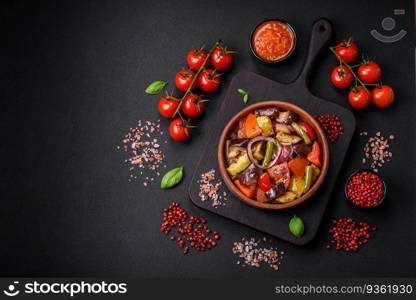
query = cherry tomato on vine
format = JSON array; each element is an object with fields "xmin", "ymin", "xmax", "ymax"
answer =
[
  {"xmin": 330, "ymin": 65, "xmax": 353, "ymax": 89},
  {"xmin": 198, "ymin": 69, "xmax": 221, "ymax": 93},
  {"xmin": 299, "ymin": 121, "xmax": 316, "ymax": 140},
  {"xmin": 186, "ymin": 48, "xmax": 208, "ymax": 71},
  {"xmin": 175, "ymin": 69, "xmax": 197, "ymax": 92},
  {"xmin": 371, "ymin": 85, "xmax": 395, "ymax": 108},
  {"xmin": 158, "ymin": 96, "xmax": 179, "ymax": 119},
  {"xmin": 210, "ymin": 45, "xmax": 234, "ymax": 70},
  {"xmin": 335, "ymin": 40, "xmax": 359, "ymax": 63},
  {"xmin": 348, "ymin": 86, "xmax": 371, "ymax": 109},
  {"xmin": 357, "ymin": 61, "xmax": 381, "ymax": 84},
  {"xmin": 181, "ymin": 94, "xmax": 206, "ymax": 118},
  {"xmin": 169, "ymin": 118, "xmax": 192, "ymax": 142}
]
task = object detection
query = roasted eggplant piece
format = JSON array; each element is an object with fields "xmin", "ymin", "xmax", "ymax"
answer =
[
  {"xmin": 274, "ymin": 123, "xmax": 291, "ymax": 134},
  {"xmin": 227, "ymin": 146, "xmax": 246, "ymax": 164},
  {"xmin": 237, "ymin": 118, "xmax": 247, "ymax": 138},
  {"xmin": 265, "ymin": 182, "xmax": 286, "ymax": 200},
  {"xmin": 229, "ymin": 138, "xmax": 249, "ymax": 147},
  {"xmin": 254, "ymin": 107, "xmax": 280, "ymax": 119},
  {"xmin": 252, "ymin": 141, "xmax": 265, "ymax": 161},
  {"xmin": 276, "ymin": 110, "xmax": 299, "ymax": 124},
  {"xmin": 236, "ymin": 163, "xmax": 259, "ymax": 186},
  {"xmin": 276, "ymin": 131, "xmax": 302, "ymax": 144},
  {"xmin": 293, "ymin": 142, "xmax": 312, "ymax": 158}
]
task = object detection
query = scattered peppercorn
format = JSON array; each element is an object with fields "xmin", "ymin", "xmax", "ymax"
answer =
[
  {"xmin": 347, "ymin": 171, "xmax": 384, "ymax": 207},
  {"xmin": 160, "ymin": 202, "xmax": 220, "ymax": 254},
  {"xmin": 314, "ymin": 114, "xmax": 344, "ymax": 143},
  {"xmin": 326, "ymin": 218, "xmax": 377, "ymax": 252}
]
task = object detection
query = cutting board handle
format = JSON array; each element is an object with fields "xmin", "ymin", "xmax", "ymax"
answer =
[{"xmin": 293, "ymin": 18, "xmax": 332, "ymax": 89}]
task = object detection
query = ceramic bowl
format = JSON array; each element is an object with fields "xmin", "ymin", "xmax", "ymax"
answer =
[{"xmin": 217, "ymin": 101, "xmax": 330, "ymax": 210}]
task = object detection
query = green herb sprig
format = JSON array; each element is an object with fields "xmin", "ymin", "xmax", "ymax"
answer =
[
  {"xmin": 161, "ymin": 166, "xmax": 184, "ymax": 189},
  {"xmin": 237, "ymin": 89, "xmax": 249, "ymax": 104},
  {"xmin": 145, "ymin": 81, "xmax": 168, "ymax": 95}
]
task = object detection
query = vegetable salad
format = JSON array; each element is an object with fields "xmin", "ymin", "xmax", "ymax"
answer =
[{"xmin": 225, "ymin": 106, "xmax": 323, "ymax": 203}]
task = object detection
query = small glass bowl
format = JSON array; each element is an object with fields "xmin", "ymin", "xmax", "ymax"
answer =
[
  {"xmin": 344, "ymin": 169, "xmax": 387, "ymax": 209},
  {"xmin": 250, "ymin": 18, "xmax": 297, "ymax": 64}
]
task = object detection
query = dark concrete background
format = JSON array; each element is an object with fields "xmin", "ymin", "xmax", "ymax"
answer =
[{"xmin": 1, "ymin": 0, "xmax": 415, "ymax": 277}]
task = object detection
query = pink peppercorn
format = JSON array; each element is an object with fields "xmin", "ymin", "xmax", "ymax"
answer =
[
  {"xmin": 161, "ymin": 202, "xmax": 219, "ymax": 254},
  {"xmin": 314, "ymin": 114, "xmax": 344, "ymax": 143},
  {"xmin": 325, "ymin": 218, "xmax": 377, "ymax": 252},
  {"xmin": 347, "ymin": 171, "xmax": 384, "ymax": 207}
]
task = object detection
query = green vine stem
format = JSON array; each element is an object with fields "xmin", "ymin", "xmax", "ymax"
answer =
[
  {"xmin": 329, "ymin": 46, "xmax": 371, "ymax": 95},
  {"xmin": 173, "ymin": 40, "xmax": 221, "ymax": 119}
]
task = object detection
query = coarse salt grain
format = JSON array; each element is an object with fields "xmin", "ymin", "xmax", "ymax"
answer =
[
  {"xmin": 118, "ymin": 119, "xmax": 168, "ymax": 184},
  {"xmin": 232, "ymin": 237, "xmax": 285, "ymax": 271},
  {"xmin": 360, "ymin": 131, "xmax": 395, "ymax": 172},
  {"xmin": 197, "ymin": 169, "xmax": 228, "ymax": 208}
]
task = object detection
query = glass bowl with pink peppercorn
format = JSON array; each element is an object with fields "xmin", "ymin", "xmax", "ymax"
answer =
[{"xmin": 345, "ymin": 169, "xmax": 386, "ymax": 208}]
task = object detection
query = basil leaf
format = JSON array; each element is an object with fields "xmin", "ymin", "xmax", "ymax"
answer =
[
  {"xmin": 289, "ymin": 216, "xmax": 304, "ymax": 237},
  {"xmin": 243, "ymin": 93, "xmax": 249, "ymax": 104},
  {"xmin": 145, "ymin": 80, "xmax": 168, "ymax": 95},
  {"xmin": 237, "ymin": 88, "xmax": 247, "ymax": 95},
  {"xmin": 161, "ymin": 166, "xmax": 184, "ymax": 189}
]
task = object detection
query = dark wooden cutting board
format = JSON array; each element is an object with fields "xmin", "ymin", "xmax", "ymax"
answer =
[{"xmin": 188, "ymin": 18, "xmax": 356, "ymax": 245}]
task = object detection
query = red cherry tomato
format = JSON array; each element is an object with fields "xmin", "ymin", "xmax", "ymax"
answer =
[
  {"xmin": 198, "ymin": 69, "xmax": 221, "ymax": 93},
  {"xmin": 181, "ymin": 94, "xmax": 206, "ymax": 118},
  {"xmin": 258, "ymin": 173, "xmax": 272, "ymax": 192},
  {"xmin": 348, "ymin": 86, "xmax": 372, "ymax": 109},
  {"xmin": 186, "ymin": 48, "xmax": 208, "ymax": 71},
  {"xmin": 158, "ymin": 96, "xmax": 179, "ymax": 119},
  {"xmin": 298, "ymin": 121, "xmax": 316, "ymax": 140},
  {"xmin": 168, "ymin": 118, "xmax": 191, "ymax": 142},
  {"xmin": 335, "ymin": 40, "xmax": 359, "ymax": 63},
  {"xmin": 357, "ymin": 61, "xmax": 382, "ymax": 84},
  {"xmin": 330, "ymin": 65, "xmax": 353, "ymax": 89},
  {"xmin": 175, "ymin": 69, "xmax": 197, "ymax": 92},
  {"xmin": 371, "ymin": 85, "xmax": 395, "ymax": 108},
  {"xmin": 210, "ymin": 45, "xmax": 234, "ymax": 70}
]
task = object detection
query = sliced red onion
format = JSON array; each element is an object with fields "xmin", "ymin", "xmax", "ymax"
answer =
[
  {"xmin": 247, "ymin": 136, "xmax": 281, "ymax": 169},
  {"xmin": 275, "ymin": 145, "xmax": 293, "ymax": 164},
  {"xmin": 266, "ymin": 145, "xmax": 282, "ymax": 169}
]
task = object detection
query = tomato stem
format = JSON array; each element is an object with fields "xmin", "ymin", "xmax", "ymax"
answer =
[
  {"xmin": 173, "ymin": 40, "xmax": 221, "ymax": 119},
  {"xmin": 329, "ymin": 46, "xmax": 370, "ymax": 95}
]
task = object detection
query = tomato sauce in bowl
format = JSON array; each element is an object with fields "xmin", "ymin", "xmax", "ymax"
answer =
[{"xmin": 251, "ymin": 20, "xmax": 296, "ymax": 63}]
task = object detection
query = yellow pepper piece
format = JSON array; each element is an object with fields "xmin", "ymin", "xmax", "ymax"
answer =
[
  {"xmin": 226, "ymin": 154, "xmax": 250, "ymax": 176},
  {"xmin": 256, "ymin": 116, "xmax": 274, "ymax": 137}
]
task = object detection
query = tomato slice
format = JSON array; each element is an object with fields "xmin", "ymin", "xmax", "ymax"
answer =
[
  {"xmin": 307, "ymin": 141, "xmax": 322, "ymax": 167},
  {"xmin": 256, "ymin": 188, "xmax": 269, "ymax": 202},
  {"xmin": 233, "ymin": 179, "xmax": 256, "ymax": 198},
  {"xmin": 299, "ymin": 121, "xmax": 316, "ymax": 140},
  {"xmin": 258, "ymin": 173, "xmax": 272, "ymax": 192},
  {"xmin": 267, "ymin": 162, "xmax": 291, "ymax": 189},
  {"xmin": 288, "ymin": 157, "xmax": 309, "ymax": 178}
]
